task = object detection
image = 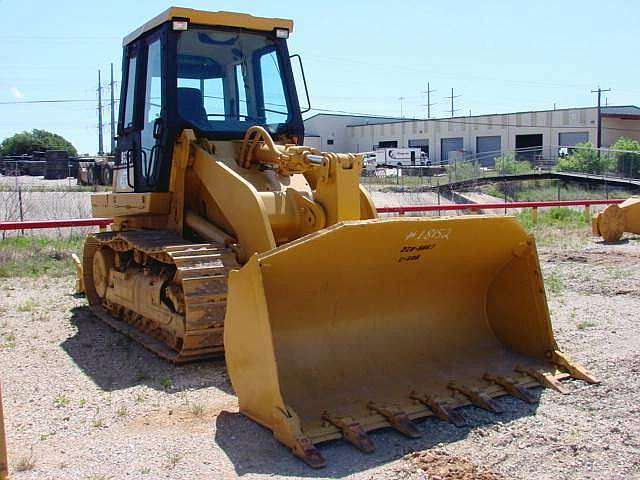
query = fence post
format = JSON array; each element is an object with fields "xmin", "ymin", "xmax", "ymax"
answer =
[
  {"xmin": 18, "ymin": 186, "xmax": 24, "ymax": 236},
  {"xmin": 583, "ymin": 204, "xmax": 590, "ymax": 222},
  {"xmin": 503, "ymin": 182, "xmax": 507, "ymax": 214},
  {"xmin": 531, "ymin": 206, "xmax": 538, "ymax": 224},
  {"xmin": 0, "ymin": 383, "xmax": 8, "ymax": 480}
]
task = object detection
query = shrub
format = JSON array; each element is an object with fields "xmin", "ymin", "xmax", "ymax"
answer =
[
  {"xmin": 556, "ymin": 142, "xmax": 615, "ymax": 174},
  {"xmin": 610, "ymin": 137, "xmax": 640, "ymax": 178},
  {"xmin": 494, "ymin": 154, "xmax": 531, "ymax": 175}
]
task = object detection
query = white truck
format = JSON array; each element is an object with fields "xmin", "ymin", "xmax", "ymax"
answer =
[{"xmin": 375, "ymin": 147, "xmax": 428, "ymax": 167}]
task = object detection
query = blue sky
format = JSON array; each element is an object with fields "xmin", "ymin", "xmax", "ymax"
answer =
[{"xmin": 1, "ymin": 0, "xmax": 639, "ymax": 154}]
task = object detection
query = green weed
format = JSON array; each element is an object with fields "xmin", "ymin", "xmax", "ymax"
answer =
[
  {"xmin": 577, "ymin": 321, "xmax": 597, "ymax": 330},
  {"xmin": 0, "ymin": 236, "xmax": 83, "ymax": 277}
]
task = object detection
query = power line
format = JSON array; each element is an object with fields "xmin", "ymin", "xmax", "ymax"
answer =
[
  {"xmin": 422, "ymin": 82, "xmax": 436, "ymax": 119},
  {"xmin": 0, "ymin": 99, "xmax": 96, "ymax": 105},
  {"xmin": 97, "ymin": 70, "xmax": 104, "ymax": 155},
  {"xmin": 110, "ymin": 63, "xmax": 116, "ymax": 154},
  {"xmin": 445, "ymin": 88, "xmax": 461, "ymax": 117},
  {"xmin": 591, "ymin": 86, "xmax": 611, "ymax": 150}
]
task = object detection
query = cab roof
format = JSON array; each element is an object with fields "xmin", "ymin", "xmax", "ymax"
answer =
[{"xmin": 123, "ymin": 7, "xmax": 294, "ymax": 46}]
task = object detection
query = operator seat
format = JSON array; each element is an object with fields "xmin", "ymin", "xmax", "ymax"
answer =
[{"xmin": 177, "ymin": 87, "xmax": 209, "ymax": 126}]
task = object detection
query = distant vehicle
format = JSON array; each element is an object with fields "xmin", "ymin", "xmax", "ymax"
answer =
[
  {"xmin": 375, "ymin": 147, "xmax": 428, "ymax": 167},
  {"xmin": 76, "ymin": 156, "xmax": 115, "ymax": 186}
]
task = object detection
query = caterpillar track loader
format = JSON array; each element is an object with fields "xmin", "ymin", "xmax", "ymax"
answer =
[{"xmin": 82, "ymin": 7, "xmax": 598, "ymax": 467}]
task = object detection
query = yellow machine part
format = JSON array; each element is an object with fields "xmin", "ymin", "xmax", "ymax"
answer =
[
  {"xmin": 225, "ymin": 215, "xmax": 597, "ymax": 467},
  {"xmin": 592, "ymin": 196, "xmax": 640, "ymax": 242}
]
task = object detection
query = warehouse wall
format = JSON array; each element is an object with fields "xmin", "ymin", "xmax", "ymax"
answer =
[
  {"xmin": 303, "ymin": 114, "xmax": 399, "ymax": 152},
  {"xmin": 346, "ymin": 107, "xmax": 603, "ymax": 163},
  {"xmin": 602, "ymin": 117, "xmax": 640, "ymax": 146}
]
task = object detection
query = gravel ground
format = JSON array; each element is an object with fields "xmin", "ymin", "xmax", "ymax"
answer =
[{"xmin": 1, "ymin": 233, "xmax": 639, "ymax": 479}]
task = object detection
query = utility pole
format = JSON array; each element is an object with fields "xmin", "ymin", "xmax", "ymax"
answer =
[
  {"xmin": 422, "ymin": 82, "xmax": 436, "ymax": 119},
  {"xmin": 97, "ymin": 69, "xmax": 104, "ymax": 156},
  {"xmin": 110, "ymin": 63, "xmax": 116, "ymax": 155},
  {"xmin": 398, "ymin": 96, "xmax": 405, "ymax": 118},
  {"xmin": 591, "ymin": 86, "xmax": 611, "ymax": 150},
  {"xmin": 445, "ymin": 87, "xmax": 461, "ymax": 117}
]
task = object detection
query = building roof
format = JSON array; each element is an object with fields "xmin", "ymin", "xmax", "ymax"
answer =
[
  {"xmin": 344, "ymin": 105, "xmax": 639, "ymax": 128},
  {"xmin": 123, "ymin": 7, "xmax": 293, "ymax": 46},
  {"xmin": 601, "ymin": 105, "xmax": 640, "ymax": 117},
  {"xmin": 303, "ymin": 112, "xmax": 410, "ymax": 125}
]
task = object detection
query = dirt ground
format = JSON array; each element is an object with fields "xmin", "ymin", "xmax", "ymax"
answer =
[{"xmin": 1, "ymin": 233, "xmax": 639, "ymax": 479}]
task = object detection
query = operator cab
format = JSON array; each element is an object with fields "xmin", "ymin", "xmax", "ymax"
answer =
[{"xmin": 116, "ymin": 8, "xmax": 306, "ymax": 192}]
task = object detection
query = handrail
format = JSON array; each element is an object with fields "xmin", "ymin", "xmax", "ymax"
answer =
[
  {"xmin": 0, "ymin": 218, "xmax": 111, "ymax": 231},
  {"xmin": 377, "ymin": 199, "xmax": 623, "ymax": 214},
  {"xmin": 0, "ymin": 198, "xmax": 624, "ymax": 231}
]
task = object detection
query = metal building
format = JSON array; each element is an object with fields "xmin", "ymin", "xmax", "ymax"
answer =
[{"xmin": 304, "ymin": 106, "xmax": 640, "ymax": 164}]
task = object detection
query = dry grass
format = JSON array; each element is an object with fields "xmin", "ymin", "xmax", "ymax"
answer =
[{"xmin": 15, "ymin": 449, "xmax": 36, "ymax": 472}]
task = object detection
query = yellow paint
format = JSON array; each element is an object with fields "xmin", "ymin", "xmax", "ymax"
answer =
[
  {"xmin": 224, "ymin": 215, "xmax": 588, "ymax": 457},
  {"xmin": 191, "ymin": 144, "xmax": 276, "ymax": 262},
  {"xmin": 123, "ymin": 7, "xmax": 294, "ymax": 46},
  {"xmin": 91, "ymin": 192, "xmax": 172, "ymax": 217},
  {"xmin": 593, "ymin": 196, "xmax": 640, "ymax": 242},
  {"xmin": 0, "ymin": 384, "xmax": 7, "ymax": 480}
]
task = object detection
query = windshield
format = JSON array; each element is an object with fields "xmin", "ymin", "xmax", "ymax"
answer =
[{"xmin": 176, "ymin": 27, "xmax": 293, "ymax": 136}]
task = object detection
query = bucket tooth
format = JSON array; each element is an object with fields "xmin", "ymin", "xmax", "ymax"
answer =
[
  {"xmin": 549, "ymin": 350, "xmax": 599, "ymax": 384},
  {"xmin": 483, "ymin": 373, "xmax": 537, "ymax": 404},
  {"xmin": 291, "ymin": 436, "xmax": 326, "ymax": 469},
  {"xmin": 410, "ymin": 392, "xmax": 466, "ymax": 427},
  {"xmin": 448, "ymin": 382, "xmax": 504, "ymax": 414},
  {"xmin": 367, "ymin": 402, "xmax": 422, "ymax": 439},
  {"xmin": 322, "ymin": 413, "xmax": 375, "ymax": 453},
  {"xmin": 515, "ymin": 365, "xmax": 570, "ymax": 395}
]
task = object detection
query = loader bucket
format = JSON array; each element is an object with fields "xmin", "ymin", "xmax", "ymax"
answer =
[{"xmin": 224, "ymin": 216, "xmax": 597, "ymax": 467}]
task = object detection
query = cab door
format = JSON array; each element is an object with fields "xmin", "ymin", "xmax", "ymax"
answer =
[
  {"xmin": 113, "ymin": 42, "xmax": 140, "ymax": 192},
  {"xmin": 114, "ymin": 30, "xmax": 170, "ymax": 193},
  {"xmin": 137, "ymin": 33, "xmax": 167, "ymax": 191}
]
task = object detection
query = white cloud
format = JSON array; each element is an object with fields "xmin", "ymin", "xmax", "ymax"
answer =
[{"xmin": 10, "ymin": 87, "xmax": 23, "ymax": 99}]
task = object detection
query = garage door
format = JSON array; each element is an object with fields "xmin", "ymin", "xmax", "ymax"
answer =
[
  {"xmin": 476, "ymin": 136, "xmax": 501, "ymax": 167},
  {"xmin": 408, "ymin": 139, "xmax": 429, "ymax": 157},
  {"xmin": 441, "ymin": 137, "xmax": 463, "ymax": 163},
  {"xmin": 559, "ymin": 132, "xmax": 589, "ymax": 146}
]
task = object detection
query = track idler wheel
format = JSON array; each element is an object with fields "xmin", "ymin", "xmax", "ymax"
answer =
[{"xmin": 92, "ymin": 248, "xmax": 114, "ymax": 298}]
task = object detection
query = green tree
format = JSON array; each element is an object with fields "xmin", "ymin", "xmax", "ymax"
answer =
[
  {"xmin": 0, "ymin": 129, "xmax": 77, "ymax": 156},
  {"xmin": 610, "ymin": 137, "xmax": 640, "ymax": 178},
  {"xmin": 556, "ymin": 141, "xmax": 614, "ymax": 174}
]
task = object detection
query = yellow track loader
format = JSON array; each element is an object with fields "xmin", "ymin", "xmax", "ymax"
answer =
[
  {"xmin": 592, "ymin": 196, "xmax": 640, "ymax": 242},
  {"xmin": 81, "ymin": 7, "xmax": 598, "ymax": 467}
]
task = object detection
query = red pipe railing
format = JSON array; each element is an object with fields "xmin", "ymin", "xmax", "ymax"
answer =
[
  {"xmin": 376, "ymin": 199, "xmax": 623, "ymax": 214},
  {"xmin": 0, "ymin": 218, "xmax": 111, "ymax": 231},
  {"xmin": 0, "ymin": 199, "xmax": 624, "ymax": 231}
]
